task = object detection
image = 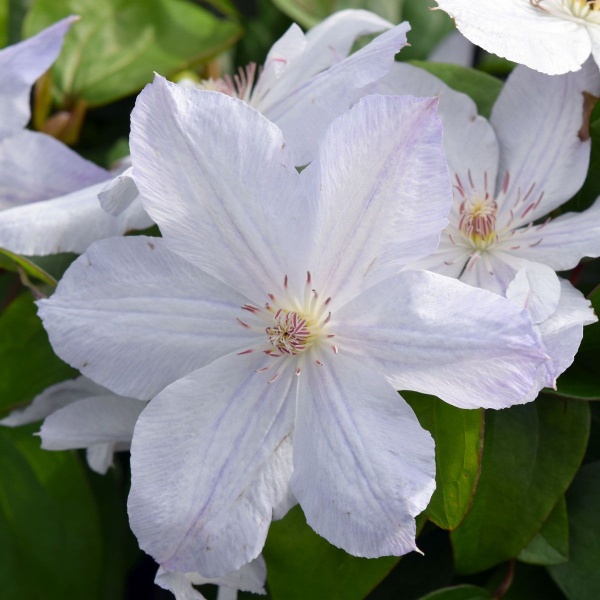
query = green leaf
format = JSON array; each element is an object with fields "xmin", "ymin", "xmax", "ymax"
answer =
[
  {"xmin": 0, "ymin": 0, "xmax": 8, "ymax": 46},
  {"xmin": 264, "ymin": 505, "xmax": 398, "ymax": 600},
  {"xmin": 409, "ymin": 61, "xmax": 503, "ymax": 119},
  {"xmin": 451, "ymin": 395, "xmax": 590, "ymax": 574},
  {"xmin": 517, "ymin": 496, "xmax": 569, "ymax": 566},
  {"xmin": 404, "ymin": 392, "xmax": 484, "ymax": 530},
  {"xmin": 269, "ymin": 0, "xmax": 401, "ymax": 30},
  {"xmin": 0, "ymin": 292, "xmax": 76, "ymax": 414},
  {"xmin": 418, "ymin": 585, "xmax": 493, "ymax": 600},
  {"xmin": 0, "ymin": 425, "xmax": 103, "ymax": 598},
  {"xmin": 24, "ymin": 0, "xmax": 242, "ymax": 107},
  {"xmin": 486, "ymin": 562, "xmax": 566, "ymax": 600},
  {"xmin": 548, "ymin": 461, "xmax": 600, "ymax": 600}
]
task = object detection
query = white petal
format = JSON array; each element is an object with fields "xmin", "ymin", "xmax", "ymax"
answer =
[
  {"xmin": 374, "ymin": 62, "xmax": 500, "ymax": 200},
  {"xmin": 503, "ymin": 196, "xmax": 600, "ymax": 271},
  {"xmin": 40, "ymin": 395, "xmax": 144, "ymax": 450},
  {"xmin": 128, "ymin": 351, "xmax": 295, "ymax": 576},
  {"xmin": 304, "ymin": 94, "xmax": 451, "ymax": 307},
  {"xmin": 0, "ymin": 130, "xmax": 109, "ymax": 210},
  {"xmin": 0, "ymin": 179, "xmax": 152, "ymax": 255},
  {"xmin": 428, "ymin": 30, "xmax": 475, "ymax": 66},
  {"xmin": 591, "ymin": 26, "xmax": 600, "ymax": 69},
  {"xmin": 335, "ymin": 270, "xmax": 547, "ymax": 409},
  {"xmin": 435, "ymin": 0, "xmax": 591, "ymax": 75},
  {"xmin": 291, "ymin": 353, "xmax": 435, "ymax": 557},
  {"xmin": 503, "ymin": 261, "xmax": 562, "ymax": 324},
  {"xmin": 86, "ymin": 443, "xmax": 119, "ymax": 475},
  {"xmin": 537, "ymin": 279, "xmax": 597, "ymax": 378},
  {"xmin": 98, "ymin": 166, "xmax": 140, "ymax": 216},
  {"xmin": 261, "ymin": 21, "xmax": 410, "ymax": 165},
  {"xmin": 155, "ymin": 556, "xmax": 266, "ymax": 600},
  {"xmin": 0, "ymin": 376, "xmax": 105, "ymax": 426},
  {"xmin": 0, "ymin": 16, "xmax": 76, "ymax": 137},
  {"xmin": 253, "ymin": 9, "xmax": 394, "ymax": 111},
  {"xmin": 38, "ymin": 237, "xmax": 259, "ymax": 400},
  {"xmin": 130, "ymin": 77, "xmax": 309, "ymax": 303},
  {"xmin": 407, "ymin": 229, "xmax": 471, "ymax": 279},
  {"xmin": 492, "ymin": 62, "xmax": 600, "ymax": 225}
]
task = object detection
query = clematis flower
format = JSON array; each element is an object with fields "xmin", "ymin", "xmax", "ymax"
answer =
[
  {"xmin": 0, "ymin": 376, "xmax": 144, "ymax": 474},
  {"xmin": 100, "ymin": 9, "xmax": 411, "ymax": 220},
  {"xmin": 435, "ymin": 0, "xmax": 600, "ymax": 75},
  {"xmin": 39, "ymin": 78, "xmax": 547, "ymax": 577},
  {"xmin": 0, "ymin": 17, "xmax": 151, "ymax": 255},
  {"xmin": 374, "ymin": 61, "xmax": 600, "ymax": 387}
]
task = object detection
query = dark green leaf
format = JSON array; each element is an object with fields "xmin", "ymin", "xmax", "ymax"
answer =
[
  {"xmin": 264, "ymin": 505, "xmax": 398, "ymax": 600},
  {"xmin": 0, "ymin": 425, "xmax": 103, "ymax": 598},
  {"xmin": 451, "ymin": 395, "xmax": 590, "ymax": 574},
  {"xmin": 0, "ymin": 292, "xmax": 76, "ymax": 414},
  {"xmin": 517, "ymin": 496, "xmax": 569, "ymax": 566},
  {"xmin": 24, "ymin": 0, "xmax": 242, "ymax": 106},
  {"xmin": 409, "ymin": 61, "xmax": 503, "ymax": 119},
  {"xmin": 549, "ymin": 461, "xmax": 600, "ymax": 600},
  {"xmin": 404, "ymin": 391, "xmax": 484, "ymax": 530},
  {"xmin": 486, "ymin": 562, "xmax": 565, "ymax": 600},
  {"xmin": 418, "ymin": 585, "xmax": 492, "ymax": 600}
]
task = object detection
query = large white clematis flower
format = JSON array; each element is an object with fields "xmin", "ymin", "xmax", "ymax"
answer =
[
  {"xmin": 435, "ymin": 0, "xmax": 600, "ymax": 74},
  {"xmin": 0, "ymin": 17, "xmax": 151, "ymax": 255},
  {"xmin": 39, "ymin": 78, "xmax": 547, "ymax": 577},
  {"xmin": 374, "ymin": 61, "xmax": 600, "ymax": 388}
]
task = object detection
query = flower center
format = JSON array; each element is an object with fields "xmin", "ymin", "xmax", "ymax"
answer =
[
  {"xmin": 530, "ymin": 0, "xmax": 600, "ymax": 22},
  {"xmin": 458, "ymin": 196, "xmax": 498, "ymax": 251},
  {"xmin": 196, "ymin": 64, "xmax": 257, "ymax": 104},
  {"xmin": 236, "ymin": 273, "xmax": 337, "ymax": 382}
]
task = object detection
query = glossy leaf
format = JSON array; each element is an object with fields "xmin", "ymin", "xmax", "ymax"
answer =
[
  {"xmin": 24, "ymin": 0, "xmax": 242, "ymax": 107},
  {"xmin": 418, "ymin": 585, "xmax": 493, "ymax": 600},
  {"xmin": 0, "ymin": 292, "xmax": 76, "ymax": 414},
  {"xmin": 549, "ymin": 462, "xmax": 600, "ymax": 600},
  {"xmin": 404, "ymin": 391, "xmax": 484, "ymax": 530},
  {"xmin": 0, "ymin": 424, "xmax": 103, "ymax": 598},
  {"xmin": 409, "ymin": 61, "xmax": 503, "ymax": 119},
  {"xmin": 451, "ymin": 395, "xmax": 589, "ymax": 574},
  {"xmin": 264, "ymin": 505, "xmax": 398, "ymax": 600},
  {"xmin": 517, "ymin": 496, "xmax": 569, "ymax": 566}
]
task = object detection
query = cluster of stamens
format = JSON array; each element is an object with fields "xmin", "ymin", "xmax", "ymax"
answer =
[
  {"xmin": 530, "ymin": 0, "xmax": 600, "ymax": 20},
  {"xmin": 196, "ymin": 63, "xmax": 257, "ymax": 104},
  {"xmin": 236, "ymin": 272, "xmax": 337, "ymax": 383}
]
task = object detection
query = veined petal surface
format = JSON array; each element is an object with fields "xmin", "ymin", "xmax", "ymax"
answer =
[
  {"xmin": 0, "ymin": 16, "xmax": 76, "ymax": 137},
  {"xmin": 505, "ymin": 197, "xmax": 600, "ymax": 271},
  {"xmin": 98, "ymin": 166, "xmax": 140, "ymax": 216},
  {"xmin": 492, "ymin": 63, "xmax": 600, "ymax": 224},
  {"xmin": 264, "ymin": 22, "xmax": 410, "ymax": 165},
  {"xmin": 374, "ymin": 62, "xmax": 500, "ymax": 193},
  {"xmin": 38, "ymin": 237, "xmax": 258, "ymax": 400},
  {"xmin": 291, "ymin": 352, "xmax": 435, "ymax": 558},
  {"xmin": 0, "ymin": 130, "xmax": 109, "ymax": 210},
  {"xmin": 0, "ymin": 179, "xmax": 152, "ymax": 255},
  {"xmin": 130, "ymin": 78, "xmax": 309, "ymax": 303},
  {"xmin": 435, "ymin": 0, "xmax": 591, "ymax": 75},
  {"xmin": 128, "ymin": 351, "xmax": 295, "ymax": 576},
  {"xmin": 335, "ymin": 270, "xmax": 547, "ymax": 409},
  {"xmin": 304, "ymin": 94, "xmax": 450, "ymax": 307}
]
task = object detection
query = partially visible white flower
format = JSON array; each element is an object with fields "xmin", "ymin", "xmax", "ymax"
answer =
[
  {"xmin": 40, "ymin": 79, "xmax": 547, "ymax": 577},
  {"xmin": 0, "ymin": 376, "xmax": 144, "ymax": 474},
  {"xmin": 156, "ymin": 557, "xmax": 266, "ymax": 600},
  {"xmin": 0, "ymin": 18, "xmax": 151, "ymax": 255},
  {"xmin": 435, "ymin": 0, "xmax": 600, "ymax": 74},
  {"xmin": 100, "ymin": 9, "xmax": 411, "ymax": 218},
  {"xmin": 374, "ymin": 61, "xmax": 600, "ymax": 388}
]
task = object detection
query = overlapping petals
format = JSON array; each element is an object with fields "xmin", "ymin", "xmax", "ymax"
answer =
[{"xmin": 40, "ymin": 77, "xmax": 548, "ymax": 579}]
